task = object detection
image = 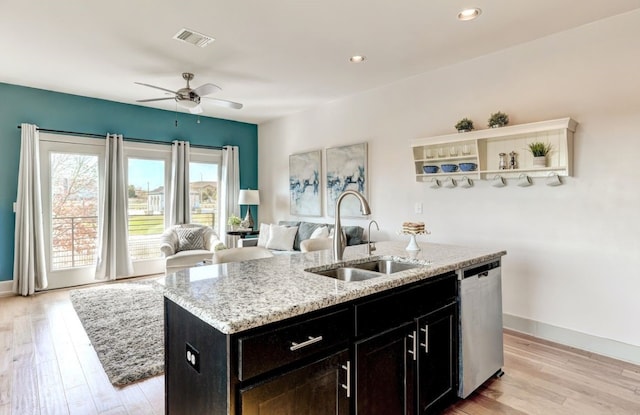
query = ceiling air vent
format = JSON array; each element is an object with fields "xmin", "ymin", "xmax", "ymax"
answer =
[{"xmin": 173, "ymin": 28, "xmax": 215, "ymax": 48}]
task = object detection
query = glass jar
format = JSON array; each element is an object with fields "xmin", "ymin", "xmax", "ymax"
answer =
[{"xmin": 499, "ymin": 153, "xmax": 508, "ymax": 170}]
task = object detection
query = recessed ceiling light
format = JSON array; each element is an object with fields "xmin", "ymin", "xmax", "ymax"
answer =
[
  {"xmin": 457, "ymin": 8, "xmax": 482, "ymax": 21},
  {"xmin": 349, "ymin": 55, "xmax": 366, "ymax": 63}
]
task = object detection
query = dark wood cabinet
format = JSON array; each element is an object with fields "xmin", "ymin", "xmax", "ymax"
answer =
[
  {"xmin": 165, "ymin": 271, "xmax": 459, "ymax": 415},
  {"xmin": 352, "ymin": 273, "xmax": 458, "ymax": 415},
  {"xmin": 240, "ymin": 349, "xmax": 349, "ymax": 415},
  {"xmin": 354, "ymin": 323, "xmax": 415, "ymax": 415},
  {"xmin": 416, "ymin": 303, "xmax": 457, "ymax": 414}
]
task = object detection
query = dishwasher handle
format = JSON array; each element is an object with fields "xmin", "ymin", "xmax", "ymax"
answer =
[{"xmin": 462, "ymin": 260, "xmax": 500, "ymax": 279}]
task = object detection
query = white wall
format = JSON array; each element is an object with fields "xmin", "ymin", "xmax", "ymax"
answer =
[{"xmin": 258, "ymin": 10, "xmax": 640, "ymax": 354}]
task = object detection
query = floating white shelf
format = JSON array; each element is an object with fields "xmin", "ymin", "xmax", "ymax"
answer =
[{"xmin": 411, "ymin": 118, "xmax": 577, "ymax": 185}]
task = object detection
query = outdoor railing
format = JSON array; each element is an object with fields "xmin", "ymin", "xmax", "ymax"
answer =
[{"xmin": 51, "ymin": 212, "xmax": 216, "ymax": 269}]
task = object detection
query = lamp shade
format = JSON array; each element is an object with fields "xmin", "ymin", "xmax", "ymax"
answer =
[{"xmin": 238, "ymin": 189, "xmax": 260, "ymax": 205}]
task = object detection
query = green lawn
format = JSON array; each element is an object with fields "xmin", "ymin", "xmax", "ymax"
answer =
[{"xmin": 128, "ymin": 213, "xmax": 215, "ymax": 235}]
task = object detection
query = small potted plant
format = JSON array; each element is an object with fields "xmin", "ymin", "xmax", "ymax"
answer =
[
  {"xmin": 455, "ymin": 118, "xmax": 474, "ymax": 133},
  {"xmin": 227, "ymin": 214, "xmax": 242, "ymax": 230},
  {"xmin": 527, "ymin": 142, "xmax": 552, "ymax": 167},
  {"xmin": 488, "ymin": 111, "xmax": 509, "ymax": 128}
]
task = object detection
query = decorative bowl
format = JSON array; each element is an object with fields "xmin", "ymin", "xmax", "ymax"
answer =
[
  {"xmin": 441, "ymin": 164, "xmax": 458, "ymax": 173},
  {"xmin": 459, "ymin": 162, "xmax": 477, "ymax": 172},
  {"xmin": 422, "ymin": 165, "xmax": 439, "ymax": 174}
]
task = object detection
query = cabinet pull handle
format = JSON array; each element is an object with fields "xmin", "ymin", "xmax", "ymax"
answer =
[
  {"xmin": 408, "ymin": 331, "xmax": 417, "ymax": 361},
  {"xmin": 340, "ymin": 361, "xmax": 351, "ymax": 398},
  {"xmin": 289, "ymin": 335, "xmax": 323, "ymax": 351},
  {"xmin": 420, "ymin": 325, "xmax": 429, "ymax": 353}
]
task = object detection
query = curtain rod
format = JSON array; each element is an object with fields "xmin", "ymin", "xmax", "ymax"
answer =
[{"xmin": 16, "ymin": 126, "xmax": 225, "ymax": 150}]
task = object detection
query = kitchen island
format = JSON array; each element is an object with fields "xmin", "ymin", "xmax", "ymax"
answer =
[{"xmin": 161, "ymin": 241, "xmax": 506, "ymax": 415}]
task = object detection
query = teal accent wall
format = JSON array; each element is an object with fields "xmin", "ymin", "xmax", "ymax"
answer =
[{"xmin": 0, "ymin": 82, "xmax": 258, "ymax": 282}]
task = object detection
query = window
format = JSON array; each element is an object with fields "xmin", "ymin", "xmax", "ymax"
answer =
[
  {"xmin": 127, "ymin": 157, "xmax": 167, "ymax": 260},
  {"xmin": 50, "ymin": 152, "xmax": 99, "ymax": 270},
  {"xmin": 124, "ymin": 143, "xmax": 171, "ymax": 276},
  {"xmin": 39, "ymin": 135, "xmax": 221, "ymax": 289},
  {"xmin": 40, "ymin": 135, "xmax": 105, "ymax": 289},
  {"xmin": 189, "ymin": 162, "xmax": 218, "ymax": 227},
  {"xmin": 189, "ymin": 148, "xmax": 222, "ymax": 233}
]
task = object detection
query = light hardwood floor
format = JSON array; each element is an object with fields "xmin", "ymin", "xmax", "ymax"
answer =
[{"xmin": 1, "ymin": 283, "xmax": 639, "ymax": 415}]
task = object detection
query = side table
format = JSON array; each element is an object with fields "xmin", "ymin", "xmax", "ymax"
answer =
[{"xmin": 227, "ymin": 230, "xmax": 260, "ymax": 239}]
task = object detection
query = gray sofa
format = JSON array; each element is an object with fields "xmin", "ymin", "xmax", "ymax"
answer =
[{"xmin": 238, "ymin": 220, "xmax": 365, "ymax": 251}]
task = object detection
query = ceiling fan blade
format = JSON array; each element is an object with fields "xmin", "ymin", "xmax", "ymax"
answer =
[
  {"xmin": 136, "ymin": 97, "xmax": 175, "ymax": 103},
  {"xmin": 192, "ymin": 83, "xmax": 221, "ymax": 97},
  {"xmin": 189, "ymin": 105, "xmax": 203, "ymax": 114},
  {"xmin": 204, "ymin": 97, "xmax": 243, "ymax": 110},
  {"xmin": 134, "ymin": 82, "xmax": 178, "ymax": 95}
]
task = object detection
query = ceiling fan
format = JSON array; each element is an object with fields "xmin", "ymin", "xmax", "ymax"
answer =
[{"xmin": 135, "ymin": 72, "xmax": 243, "ymax": 114}]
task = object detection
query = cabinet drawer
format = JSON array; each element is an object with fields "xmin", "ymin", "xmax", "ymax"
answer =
[
  {"xmin": 355, "ymin": 272, "xmax": 456, "ymax": 337},
  {"xmin": 238, "ymin": 308, "xmax": 350, "ymax": 381}
]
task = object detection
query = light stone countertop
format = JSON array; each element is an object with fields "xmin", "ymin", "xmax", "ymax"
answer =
[{"xmin": 160, "ymin": 241, "xmax": 506, "ymax": 335}]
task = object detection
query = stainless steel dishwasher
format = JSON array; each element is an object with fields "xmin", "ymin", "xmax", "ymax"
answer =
[{"xmin": 457, "ymin": 259, "xmax": 504, "ymax": 398}]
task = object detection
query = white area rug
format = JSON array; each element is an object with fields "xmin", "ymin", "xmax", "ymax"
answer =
[{"xmin": 70, "ymin": 280, "xmax": 164, "ymax": 386}]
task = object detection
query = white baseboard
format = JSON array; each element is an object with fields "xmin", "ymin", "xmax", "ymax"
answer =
[
  {"xmin": 503, "ymin": 313, "xmax": 640, "ymax": 366},
  {"xmin": 0, "ymin": 280, "xmax": 14, "ymax": 297}
]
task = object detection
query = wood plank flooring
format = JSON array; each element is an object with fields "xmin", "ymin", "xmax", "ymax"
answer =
[{"xmin": 1, "ymin": 281, "xmax": 639, "ymax": 415}]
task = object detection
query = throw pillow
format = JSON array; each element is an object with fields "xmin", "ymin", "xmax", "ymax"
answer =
[
  {"xmin": 266, "ymin": 224, "xmax": 298, "ymax": 251},
  {"xmin": 257, "ymin": 223, "xmax": 270, "ymax": 247},
  {"xmin": 175, "ymin": 227, "xmax": 205, "ymax": 252},
  {"xmin": 310, "ymin": 226, "xmax": 329, "ymax": 239}
]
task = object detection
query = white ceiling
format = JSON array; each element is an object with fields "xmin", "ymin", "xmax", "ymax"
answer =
[{"xmin": 2, "ymin": 0, "xmax": 639, "ymax": 124}]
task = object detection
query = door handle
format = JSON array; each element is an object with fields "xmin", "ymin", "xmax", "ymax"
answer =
[
  {"xmin": 478, "ymin": 271, "xmax": 489, "ymax": 278},
  {"xmin": 340, "ymin": 361, "xmax": 351, "ymax": 398},
  {"xmin": 408, "ymin": 331, "xmax": 417, "ymax": 361},
  {"xmin": 420, "ymin": 324, "xmax": 429, "ymax": 353},
  {"xmin": 289, "ymin": 335, "xmax": 323, "ymax": 351}
]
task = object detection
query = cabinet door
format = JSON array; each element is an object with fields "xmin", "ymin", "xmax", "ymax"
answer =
[
  {"xmin": 354, "ymin": 323, "xmax": 415, "ymax": 415},
  {"xmin": 240, "ymin": 349, "xmax": 349, "ymax": 415},
  {"xmin": 416, "ymin": 303, "xmax": 457, "ymax": 414}
]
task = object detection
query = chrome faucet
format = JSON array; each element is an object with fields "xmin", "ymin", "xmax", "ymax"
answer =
[
  {"xmin": 367, "ymin": 220, "xmax": 379, "ymax": 256},
  {"xmin": 333, "ymin": 190, "xmax": 371, "ymax": 261}
]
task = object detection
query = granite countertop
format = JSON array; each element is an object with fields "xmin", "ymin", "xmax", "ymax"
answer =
[{"xmin": 160, "ymin": 241, "xmax": 506, "ymax": 335}]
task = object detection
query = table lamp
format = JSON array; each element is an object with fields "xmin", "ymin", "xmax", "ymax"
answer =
[{"xmin": 238, "ymin": 189, "xmax": 260, "ymax": 230}]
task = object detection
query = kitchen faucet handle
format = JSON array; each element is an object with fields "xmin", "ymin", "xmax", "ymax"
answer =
[{"xmin": 367, "ymin": 220, "xmax": 380, "ymax": 256}]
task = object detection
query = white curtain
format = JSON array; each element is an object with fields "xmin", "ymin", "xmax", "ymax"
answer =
[
  {"xmin": 95, "ymin": 134, "xmax": 133, "ymax": 280},
  {"xmin": 219, "ymin": 146, "xmax": 240, "ymax": 247},
  {"xmin": 13, "ymin": 123, "xmax": 48, "ymax": 296},
  {"xmin": 169, "ymin": 140, "xmax": 191, "ymax": 225}
]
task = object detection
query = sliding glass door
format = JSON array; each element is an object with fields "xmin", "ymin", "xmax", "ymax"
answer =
[
  {"xmin": 189, "ymin": 148, "xmax": 222, "ymax": 233},
  {"xmin": 40, "ymin": 135, "xmax": 104, "ymax": 289},
  {"xmin": 39, "ymin": 135, "xmax": 222, "ymax": 289},
  {"xmin": 125, "ymin": 143, "xmax": 171, "ymax": 276}
]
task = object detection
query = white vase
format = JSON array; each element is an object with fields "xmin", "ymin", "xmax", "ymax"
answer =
[{"xmin": 533, "ymin": 156, "xmax": 547, "ymax": 167}]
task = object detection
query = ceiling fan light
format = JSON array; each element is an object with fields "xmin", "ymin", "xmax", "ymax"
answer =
[{"xmin": 177, "ymin": 98, "xmax": 198, "ymax": 109}]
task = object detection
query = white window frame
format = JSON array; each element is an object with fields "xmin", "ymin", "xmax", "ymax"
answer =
[
  {"xmin": 189, "ymin": 147, "xmax": 222, "ymax": 234},
  {"xmin": 39, "ymin": 134, "xmax": 105, "ymax": 289},
  {"xmin": 124, "ymin": 141, "xmax": 172, "ymax": 276}
]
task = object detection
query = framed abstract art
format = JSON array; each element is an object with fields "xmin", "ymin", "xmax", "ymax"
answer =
[
  {"xmin": 289, "ymin": 150, "xmax": 322, "ymax": 216},
  {"xmin": 325, "ymin": 142, "xmax": 368, "ymax": 217}
]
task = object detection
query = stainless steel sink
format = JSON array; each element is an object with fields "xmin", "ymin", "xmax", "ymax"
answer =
[
  {"xmin": 311, "ymin": 267, "xmax": 384, "ymax": 282},
  {"xmin": 351, "ymin": 259, "xmax": 422, "ymax": 274},
  {"xmin": 306, "ymin": 259, "xmax": 424, "ymax": 282}
]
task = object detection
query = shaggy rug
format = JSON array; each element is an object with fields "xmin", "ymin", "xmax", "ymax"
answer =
[{"xmin": 70, "ymin": 280, "xmax": 164, "ymax": 386}]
